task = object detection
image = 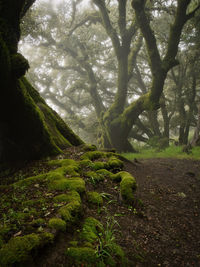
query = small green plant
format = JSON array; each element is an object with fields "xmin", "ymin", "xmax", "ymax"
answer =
[
  {"xmin": 89, "ymin": 176, "xmax": 97, "ymax": 186},
  {"xmin": 95, "ymin": 216, "xmax": 124, "ymax": 266},
  {"xmin": 99, "ymin": 192, "xmax": 112, "ymax": 200}
]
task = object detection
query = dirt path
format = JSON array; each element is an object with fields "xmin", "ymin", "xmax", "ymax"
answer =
[{"xmin": 123, "ymin": 158, "xmax": 200, "ymax": 266}]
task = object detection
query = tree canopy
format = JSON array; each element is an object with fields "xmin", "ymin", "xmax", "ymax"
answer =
[{"xmin": 20, "ymin": 0, "xmax": 200, "ymax": 152}]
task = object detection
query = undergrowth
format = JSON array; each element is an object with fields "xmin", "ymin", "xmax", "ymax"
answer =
[{"xmin": 122, "ymin": 145, "xmax": 200, "ymax": 160}]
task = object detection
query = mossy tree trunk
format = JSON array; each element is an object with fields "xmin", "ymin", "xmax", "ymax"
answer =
[
  {"xmin": 93, "ymin": 0, "xmax": 199, "ymax": 152},
  {"xmin": 0, "ymin": 0, "xmax": 83, "ymax": 162},
  {"xmin": 171, "ymin": 63, "xmax": 197, "ymax": 145},
  {"xmin": 190, "ymin": 103, "xmax": 200, "ymax": 146}
]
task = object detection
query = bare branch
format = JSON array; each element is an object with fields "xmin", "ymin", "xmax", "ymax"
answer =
[
  {"xmin": 68, "ymin": 12, "xmax": 101, "ymax": 36},
  {"xmin": 93, "ymin": 0, "xmax": 121, "ymax": 55}
]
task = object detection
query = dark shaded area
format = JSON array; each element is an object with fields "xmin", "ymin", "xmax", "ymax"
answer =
[{"xmin": 0, "ymin": 0, "xmax": 83, "ymax": 164}]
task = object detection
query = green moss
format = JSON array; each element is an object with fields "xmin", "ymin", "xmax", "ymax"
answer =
[
  {"xmin": 38, "ymin": 103, "xmax": 72, "ymax": 148},
  {"xmin": 0, "ymin": 226, "xmax": 10, "ymax": 237},
  {"xmin": 53, "ymin": 191, "xmax": 81, "ymax": 204},
  {"xmin": 48, "ymin": 159, "xmax": 78, "ymax": 168},
  {"xmin": 59, "ymin": 200, "xmax": 81, "ymax": 224},
  {"xmin": 69, "ymin": 240, "xmax": 78, "ymax": 247},
  {"xmin": 82, "ymin": 144, "xmax": 97, "ymax": 151},
  {"xmin": 87, "ymin": 192, "xmax": 103, "ymax": 206},
  {"xmin": 115, "ymin": 244, "xmax": 125, "ymax": 258},
  {"xmin": 119, "ymin": 171, "xmax": 137, "ymax": 203},
  {"xmin": 22, "ymin": 77, "xmax": 46, "ymax": 104},
  {"xmin": 48, "ymin": 160, "xmax": 80, "ymax": 176},
  {"xmin": 44, "ymin": 104, "xmax": 83, "ymax": 147},
  {"xmin": 92, "ymin": 161, "xmax": 108, "ymax": 171},
  {"xmin": 0, "ymin": 233, "xmax": 40, "ymax": 266},
  {"xmin": 85, "ymin": 171, "xmax": 104, "ymax": 183},
  {"xmin": 80, "ymin": 217, "xmax": 103, "ymax": 243},
  {"xmin": 39, "ymin": 232, "xmax": 54, "ymax": 245},
  {"xmin": 18, "ymin": 78, "xmax": 61, "ymax": 158},
  {"xmin": 65, "ymin": 165, "xmax": 80, "ymax": 176},
  {"xmin": 81, "ymin": 151, "xmax": 107, "ymax": 160},
  {"xmin": 48, "ymin": 177, "xmax": 85, "ymax": 193},
  {"xmin": 108, "ymin": 157, "xmax": 123, "ymax": 170},
  {"xmin": 66, "ymin": 246, "xmax": 96, "ymax": 265},
  {"xmin": 30, "ymin": 218, "xmax": 45, "ymax": 227},
  {"xmin": 111, "ymin": 172, "xmax": 122, "ymax": 182},
  {"xmin": 11, "ymin": 53, "xmax": 29, "ymax": 78},
  {"xmin": 48, "ymin": 218, "xmax": 66, "ymax": 232},
  {"xmin": 14, "ymin": 173, "xmax": 46, "ymax": 188},
  {"xmin": 22, "ymin": 198, "xmax": 46, "ymax": 208},
  {"xmin": 11, "ymin": 211, "xmax": 31, "ymax": 222},
  {"xmin": 79, "ymin": 159, "xmax": 93, "ymax": 168},
  {"xmin": 46, "ymin": 168, "xmax": 66, "ymax": 181},
  {"xmin": 96, "ymin": 169, "xmax": 114, "ymax": 179}
]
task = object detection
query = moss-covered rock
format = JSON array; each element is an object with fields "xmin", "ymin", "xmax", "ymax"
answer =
[
  {"xmin": 65, "ymin": 165, "xmax": 80, "ymax": 177},
  {"xmin": 119, "ymin": 171, "xmax": 137, "ymax": 203},
  {"xmin": 92, "ymin": 161, "xmax": 108, "ymax": 171},
  {"xmin": 58, "ymin": 200, "xmax": 81, "ymax": 225},
  {"xmin": 65, "ymin": 216, "xmax": 126, "ymax": 266},
  {"xmin": 48, "ymin": 160, "xmax": 80, "ymax": 176},
  {"xmin": 111, "ymin": 172, "xmax": 122, "ymax": 182},
  {"xmin": 81, "ymin": 151, "xmax": 107, "ymax": 161},
  {"xmin": 53, "ymin": 191, "xmax": 81, "ymax": 204},
  {"xmin": 0, "ymin": 233, "xmax": 40, "ymax": 266},
  {"xmin": 48, "ymin": 218, "xmax": 66, "ymax": 232},
  {"xmin": 48, "ymin": 177, "xmax": 85, "ymax": 193},
  {"xmin": 80, "ymin": 217, "xmax": 103, "ymax": 243},
  {"xmin": 79, "ymin": 159, "xmax": 93, "ymax": 169},
  {"xmin": 82, "ymin": 144, "xmax": 97, "ymax": 151},
  {"xmin": 87, "ymin": 192, "xmax": 103, "ymax": 206},
  {"xmin": 66, "ymin": 246, "xmax": 96, "ymax": 265},
  {"xmin": 48, "ymin": 158, "xmax": 79, "ymax": 168},
  {"xmin": 0, "ymin": 232, "xmax": 53, "ymax": 266},
  {"xmin": 96, "ymin": 168, "xmax": 114, "ymax": 179},
  {"xmin": 85, "ymin": 171, "xmax": 105, "ymax": 183},
  {"xmin": 108, "ymin": 156, "xmax": 124, "ymax": 170}
]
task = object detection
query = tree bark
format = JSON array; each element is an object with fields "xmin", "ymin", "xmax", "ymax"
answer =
[
  {"xmin": 0, "ymin": 0, "xmax": 83, "ymax": 163},
  {"xmin": 190, "ymin": 104, "xmax": 200, "ymax": 146}
]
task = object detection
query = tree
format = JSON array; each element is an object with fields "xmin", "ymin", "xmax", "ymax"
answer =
[
  {"xmin": 0, "ymin": 0, "xmax": 83, "ymax": 163},
  {"xmin": 94, "ymin": 0, "xmax": 200, "ymax": 151},
  {"xmin": 20, "ymin": 0, "xmax": 200, "ymax": 152}
]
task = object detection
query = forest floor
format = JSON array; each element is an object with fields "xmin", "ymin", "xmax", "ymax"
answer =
[
  {"xmin": 0, "ymin": 149, "xmax": 200, "ymax": 266},
  {"xmin": 123, "ymin": 158, "xmax": 200, "ymax": 266}
]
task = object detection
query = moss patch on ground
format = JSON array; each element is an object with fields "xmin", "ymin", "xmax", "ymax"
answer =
[
  {"xmin": 66, "ymin": 216, "xmax": 126, "ymax": 266},
  {"xmin": 0, "ymin": 146, "xmax": 137, "ymax": 266},
  {"xmin": 0, "ymin": 232, "xmax": 54, "ymax": 266},
  {"xmin": 87, "ymin": 191, "xmax": 103, "ymax": 206}
]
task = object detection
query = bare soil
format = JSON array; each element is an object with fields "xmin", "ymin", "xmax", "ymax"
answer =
[{"xmin": 123, "ymin": 158, "xmax": 200, "ymax": 266}]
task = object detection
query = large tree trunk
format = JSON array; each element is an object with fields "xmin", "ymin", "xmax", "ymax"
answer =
[{"xmin": 0, "ymin": 0, "xmax": 83, "ymax": 163}]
